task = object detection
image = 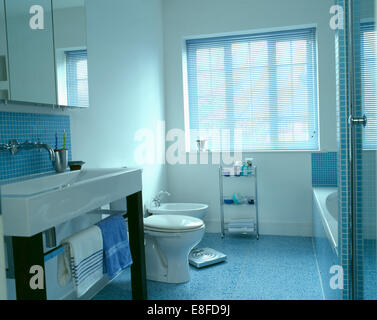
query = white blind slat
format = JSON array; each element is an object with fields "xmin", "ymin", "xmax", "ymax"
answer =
[
  {"xmin": 186, "ymin": 28, "xmax": 319, "ymax": 151},
  {"xmin": 361, "ymin": 23, "xmax": 377, "ymax": 150},
  {"xmin": 66, "ymin": 50, "xmax": 89, "ymax": 107}
]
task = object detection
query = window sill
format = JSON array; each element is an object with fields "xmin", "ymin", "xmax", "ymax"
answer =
[{"xmin": 187, "ymin": 149, "xmax": 320, "ymax": 154}]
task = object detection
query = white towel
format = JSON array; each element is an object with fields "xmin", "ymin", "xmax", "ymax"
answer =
[
  {"xmin": 57, "ymin": 225, "xmax": 103, "ymax": 298},
  {"xmin": 228, "ymin": 219, "xmax": 254, "ymax": 228}
]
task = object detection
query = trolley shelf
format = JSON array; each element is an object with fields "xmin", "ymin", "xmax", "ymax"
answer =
[
  {"xmin": 219, "ymin": 165, "xmax": 259, "ymax": 239},
  {"xmin": 222, "ymin": 176, "xmax": 254, "ymax": 179}
]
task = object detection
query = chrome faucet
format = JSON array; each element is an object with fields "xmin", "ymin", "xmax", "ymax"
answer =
[
  {"xmin": 0, "ymin": 143, "xmax": 10, "ymax": 152},
  {"xmin": 152, "ymin": 191, "xmax": 171, "ymax": 207},
  {"xmin": 1, "ymin": 139, "xmax": 56, "ymax": 161}
]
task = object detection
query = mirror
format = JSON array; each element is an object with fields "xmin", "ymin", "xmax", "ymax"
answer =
[
  {"xmin": 52, "ymin": 0, "xmax": 89, "ymax": 108},
  {"xmin": 5, "ymin": 0, "xmax": 57, "ymax": 105},
  {"xmin": 1, "ymin": 0, "xmax": 89, "ymax": 108}
]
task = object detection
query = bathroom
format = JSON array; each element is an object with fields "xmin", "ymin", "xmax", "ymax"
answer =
[{"xmin": 0, "ymin": 0, "xmax": 376, "ymax": 302}]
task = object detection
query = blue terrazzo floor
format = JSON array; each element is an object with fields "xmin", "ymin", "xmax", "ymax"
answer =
[
  {"xmin": 363, "ymin": 239, "xmax": 377, "ymax": 300},
  {"xmin": 92, "ymin": 234, "xmax": 324, "ymax": 300}
]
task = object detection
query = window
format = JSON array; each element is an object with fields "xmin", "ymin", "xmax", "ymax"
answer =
[
  {"xmin": 185, "ymin": 28, "xmax": 319, "ymax": 151},
  {"xmin": 361, "ymin": 22, "xmax": 376, "ymax": 150},
  {"xmin": 66, "ymin": 50, "xmax": 89, "ymax": 107}
]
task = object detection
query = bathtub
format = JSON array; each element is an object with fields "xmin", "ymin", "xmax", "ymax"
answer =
[
  {"xmin": 313, "ymin": 187, "xmax": 338, "ymax": 254},
  {"xmin": 312, "ymin": 187, "xmax": 340, "ymax": 299}
]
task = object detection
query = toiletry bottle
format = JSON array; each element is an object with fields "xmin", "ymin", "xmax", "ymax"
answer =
[
  {"xmin": 246, "ymin": 160, "xmax": 253, "ymax": 175},
  {"xmin": 234, "ymin": 161, "xmax": 242, "ymax": 176},
  {"xmin": 241, "ymin": 162, "xmax": 248, "ymax": 176}
]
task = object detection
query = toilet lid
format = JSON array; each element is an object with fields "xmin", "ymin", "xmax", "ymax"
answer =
[{"xmin": 144, "ymin": 215, "xmax": 204, "ymax": 231}]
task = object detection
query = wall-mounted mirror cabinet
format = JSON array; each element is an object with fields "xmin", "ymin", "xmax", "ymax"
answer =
[{"xmin": 0, "ymin": 0, "xmax": 89, "ymax": 108}]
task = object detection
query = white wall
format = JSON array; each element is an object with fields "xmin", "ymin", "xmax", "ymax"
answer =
[
  {"xmin": 168, "ymin": 152, "xmax": 313, "ymax": 236},
  {"xmin": 70, "ymin": 0, "xmax": 167, "ymax": 212},
  {"xmin": 162, "ymin": 0, "xmax": 337, "ymax": 235}
]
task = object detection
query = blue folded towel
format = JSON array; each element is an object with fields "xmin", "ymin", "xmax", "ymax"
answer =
[{"xmin": 96, "ymin": 214, "xmax": 133, "ymax": 280}]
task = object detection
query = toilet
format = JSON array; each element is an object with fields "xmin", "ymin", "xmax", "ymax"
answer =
[{"xmin": 144, "ymin": 214, "xmax": 205, "ymax": 283}]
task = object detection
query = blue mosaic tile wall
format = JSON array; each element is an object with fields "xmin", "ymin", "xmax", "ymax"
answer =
[
  {"xmin": 312, "ymin": 152, "xmax": 338, "ymax": 187},
  {"xmin": 335, "ymin": 0, "xmax": 372, "ymax": 300},
  {"xmin": 351, "ymin": 0, "xmax": 365, "ymax": 300},
  {"xmin": 0, "ymin": 112, "xmax": 71, "ymax": 180},
  {"xmin": 335, "ymin": 0, "xmax": 352, "ymax": 300}
]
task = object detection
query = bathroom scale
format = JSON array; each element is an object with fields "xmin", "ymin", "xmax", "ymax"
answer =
[{"xmin": 189, "ymin": 248, "xmax": 227, "ymax": 268}]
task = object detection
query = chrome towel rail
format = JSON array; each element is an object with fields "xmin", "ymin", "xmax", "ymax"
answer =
[{"xmin": 43, "ymin": 209, "xmax": 128, "ymax": 257}]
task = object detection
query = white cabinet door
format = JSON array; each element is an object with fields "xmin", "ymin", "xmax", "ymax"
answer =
[{"xmin": 5, "ymin": 0, "xmax": 57, "ymax": 104}]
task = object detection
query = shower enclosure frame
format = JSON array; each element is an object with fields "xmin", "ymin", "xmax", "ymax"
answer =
[{"xmin": 337, "ymin": 0, "xmax": 375, "ymax": 300}]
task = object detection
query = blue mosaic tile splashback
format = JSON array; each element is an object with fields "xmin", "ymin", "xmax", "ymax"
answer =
[
  {"xmin": 335, "ymin": 0, "xmax": 352, "ymax": 300},
  {"xmin": 0, "ymin": 112, "xmax": 71, "ymax": 180},
  {"xmin": 312, "ymin": 152, "xmax": 338, "ymax": 187}
]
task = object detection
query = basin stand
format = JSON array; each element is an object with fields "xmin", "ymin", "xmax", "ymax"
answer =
[
  {"xmin": 9, "ymin": 191, "xmax": 147, "ymax": 300},
  {"xmin": 12, "ymin": 233, "xmax": 46, "ymax": 300},
  {"xmin": 127, "ymin": 191, "xmax": 147, "ymax": 300}
]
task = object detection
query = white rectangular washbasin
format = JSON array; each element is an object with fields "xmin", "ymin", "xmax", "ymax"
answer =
[{"xmin": 0, "ymin": 168, "xmax": 142, "ymax": 237}]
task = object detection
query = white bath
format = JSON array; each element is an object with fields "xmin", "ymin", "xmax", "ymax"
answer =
[{"xmin": 313, "ymin": 187, "xmax": 338, "ymax": 253}]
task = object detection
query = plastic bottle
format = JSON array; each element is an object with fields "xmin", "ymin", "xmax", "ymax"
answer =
[{"xmin": 241, "ymin": 163, "xmax": 248, "ymax": 176}]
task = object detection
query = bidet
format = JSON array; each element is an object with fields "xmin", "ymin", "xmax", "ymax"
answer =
[{"xmin": 148, "ymin": 203, "xmax": 208, "ymax": 219}]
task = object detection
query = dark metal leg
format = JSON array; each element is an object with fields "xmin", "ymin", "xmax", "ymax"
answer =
[
  {"xmin": 12, "ymin": 233, "xmax": 47, "ymax": 300},
  {"xmin": 127, "ymin": 191, "xmax": 147, "ymax": 300}
]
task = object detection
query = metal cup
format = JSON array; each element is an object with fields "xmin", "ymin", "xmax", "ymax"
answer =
[
  {"xmin": 196, "ymin": 139, "xmax": 208, "ymax": 152},
  {"xmin": 53, "ymin": 149, "xmax": 68, "ymax": 173}
]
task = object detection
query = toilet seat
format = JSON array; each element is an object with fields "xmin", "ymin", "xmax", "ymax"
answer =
[{"xmin": 144, "ymin": 215, "xmax": 204, "ymax": 233}]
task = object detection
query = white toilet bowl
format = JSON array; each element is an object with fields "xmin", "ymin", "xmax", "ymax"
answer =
[{"xmin": 144, "ymin": 215, "xmax": 205, "ymax": 283}]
